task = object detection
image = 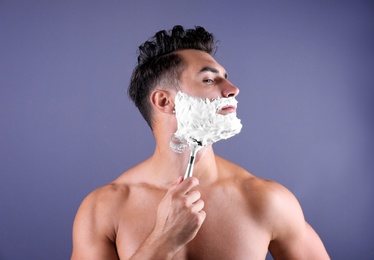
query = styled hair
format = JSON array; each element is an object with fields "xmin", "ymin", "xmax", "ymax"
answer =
[{"xmin": 128, "ymin": 25, "xmax": 216, "ymax": 129}]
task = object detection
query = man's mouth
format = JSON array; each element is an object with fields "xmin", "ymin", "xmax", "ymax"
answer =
[{"xmin": 217, "ymin": 105, "xmax": 237, "ymax": 115}]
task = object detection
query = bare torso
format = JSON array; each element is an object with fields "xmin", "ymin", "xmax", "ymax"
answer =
[
  {"xmin": 108, "ymin": 157, "xmax": 272, "ymax": 259},
  {"xmin": 72, "ymin": 155, "xmax": 329, "ymax": 260}
]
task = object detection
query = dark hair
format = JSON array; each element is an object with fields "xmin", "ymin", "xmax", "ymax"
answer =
[{"xmin": 128, "ymin": 25, "xmax": 216, "ymax": 129}]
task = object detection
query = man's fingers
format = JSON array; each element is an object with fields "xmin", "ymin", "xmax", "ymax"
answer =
[
  {"xmin": 185, "ymin": 190, "xmax": 201, "ymax": 205},
  {"xmin": 191, "ymin": 198, "xmax": 205, "ymax": 213},
  {"xmin": 176, "ymin": 177, "xmax": 200, "ymax": 195}
]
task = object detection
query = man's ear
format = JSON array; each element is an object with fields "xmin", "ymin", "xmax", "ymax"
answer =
[{"xmin": 150, "ymin": 89, "xmax": 175, "ymax": 114}]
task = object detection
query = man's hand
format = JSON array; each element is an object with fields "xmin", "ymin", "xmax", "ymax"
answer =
[
  {"xmin": 154, "ymin": 176, "xmax": 206, "ymax": 250},
  {"xmin": 130, "ymin": 176, "xmax": 206, "ymax": 259}
]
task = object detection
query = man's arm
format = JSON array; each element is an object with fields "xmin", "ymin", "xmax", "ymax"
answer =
[{"xmin": 267, "ymin": 182, "xmax": 330, "ymax": 259}]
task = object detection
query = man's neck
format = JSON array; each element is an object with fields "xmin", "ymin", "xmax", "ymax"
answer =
[{"xmin": 148, "ymin": 143, "xmax": 219, "ymax": 186}]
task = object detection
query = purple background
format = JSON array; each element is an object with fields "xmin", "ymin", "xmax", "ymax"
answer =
[{"xmin": 1, "ymin": 1, "xmax": 373, "ymax": 259}]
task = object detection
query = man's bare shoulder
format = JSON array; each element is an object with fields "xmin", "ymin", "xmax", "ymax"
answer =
[
  {"xmin": 216, "ymin": 155, "xmax": 281, "ymax": 188},
  {"xmin": 216, "ymin": 156, "xmax": 301, "ymax": 220},
  {"xmin": 74, "ymin": 164, "xmax": 147, "ymax": 219},
  {"xmin": 72, "ymin": 164, "xmax": 153, "ymax": 259},
  {"xmin": 81, "ymin": 181, "xmax": 129, "ymax": 209},
  {"xmin": 242, "ymin": 175, "xmax": 301, "ymax": 224},
  {"xmin": 78, "ymin": 163, "xmax": 148, "ymax": 211},
  {"xmin": 74, "ymin": 182, "xmax": 129, "ymax": 232}
]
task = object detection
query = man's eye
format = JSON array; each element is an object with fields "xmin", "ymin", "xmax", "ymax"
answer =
[{"xmin": 204, "ymin": 79, "xmax": 214, "ymax": 84}]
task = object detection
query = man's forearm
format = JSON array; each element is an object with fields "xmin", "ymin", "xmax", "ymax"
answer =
[{"xmin": 129, "ymin": 232, "xmax": 178, "ymax": 260}]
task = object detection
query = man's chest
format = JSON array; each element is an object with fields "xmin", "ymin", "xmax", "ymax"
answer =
[
  {"xmin": 115, "ymin": 191, "xmax": 271, "ymax": 259},
  {"xmin": 183, "ymin": 213, "xmax": 271, "ymax": 259}
]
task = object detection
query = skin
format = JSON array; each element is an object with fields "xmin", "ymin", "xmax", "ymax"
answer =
[{"xmin": 71, "ymin": 49, "xmax": 330, "ymax": 259}]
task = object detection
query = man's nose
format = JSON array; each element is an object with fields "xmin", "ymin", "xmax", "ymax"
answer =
[{"xmin": 222, "ymin": 80, "xmax": 240, "ymax": 98}]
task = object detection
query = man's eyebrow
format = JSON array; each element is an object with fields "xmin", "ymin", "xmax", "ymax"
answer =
[{"xmin": 199, "ymin": 66, "xmax": 228, "ymax": 79}]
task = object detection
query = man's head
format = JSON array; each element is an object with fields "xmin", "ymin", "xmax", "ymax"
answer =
[{"xmin": 128, "ymin": 25, "xmax": 215, "ymax": 129}]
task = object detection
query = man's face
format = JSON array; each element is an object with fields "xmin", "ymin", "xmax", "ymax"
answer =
[
  {"xmin": 169, "ymin": 50, "xmax": 242, "ymax": 151},
  {"xmin": 176, "ymin": 49, "xmax": 240, "ymax": 115}
]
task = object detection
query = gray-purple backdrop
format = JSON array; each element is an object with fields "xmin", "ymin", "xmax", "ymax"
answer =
[{"xmin": 1, "ymin": 1, "xmax": 373, "ymax": 259}]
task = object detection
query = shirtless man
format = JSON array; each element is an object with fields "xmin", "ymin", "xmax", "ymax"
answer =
[{"xmin": 71, "ymin": 25, "xmax": 329, "ymax": 259}]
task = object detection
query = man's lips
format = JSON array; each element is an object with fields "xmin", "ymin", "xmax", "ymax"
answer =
[{"xmin": 218, "ymin": 105, "xmax": 237, "ymax": 115}]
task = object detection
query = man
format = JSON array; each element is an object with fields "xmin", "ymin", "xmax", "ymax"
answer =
[{"xmin": 71, "ymin": 25, "xmax": 329, "ymax": 259}]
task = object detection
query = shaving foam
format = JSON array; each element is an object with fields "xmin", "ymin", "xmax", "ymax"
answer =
[{"xmin": 170, "ymin": 91, "xmax": 242, "ymax": 152}]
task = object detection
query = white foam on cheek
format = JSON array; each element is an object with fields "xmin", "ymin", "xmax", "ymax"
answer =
[{"xmin": 170, "ymin": 91, "xmax": 243, "ymax": 152}]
